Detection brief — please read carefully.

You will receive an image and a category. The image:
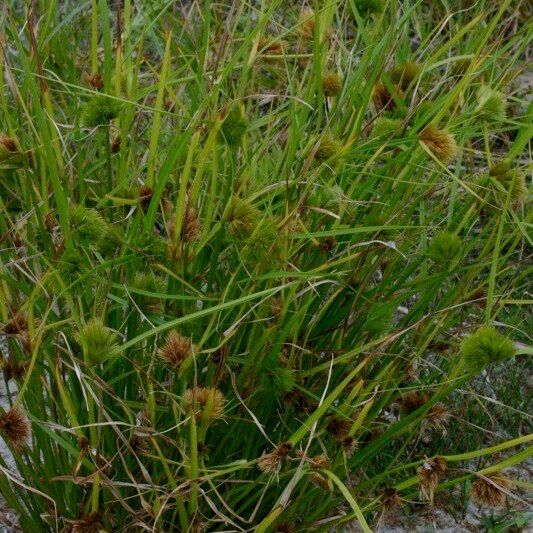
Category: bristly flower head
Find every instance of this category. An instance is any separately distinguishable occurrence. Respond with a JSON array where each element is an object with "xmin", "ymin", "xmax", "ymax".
[
  {"xmin": 418, "ymin": 456, "xmax": 447, "ymax": 504},
  {"xmin": 81, "ymin": 95, "xmax": 122, "ymax": 128},
  {"xmin": 225, "ymin": 196, "xmax": 260, "ymax": 239},
  {"xmin": 314, "ymin": 133, "xmax": 343, "ymax": 162},
  {"xmin": 76, "ymin": 318, "xmax": 118, "ymax": 366},
  {"xmin": 370, "ymin": 117, "xmax": 403, "ymax": 140},
  {"xmin": 56, "ymin": 249, "xmax": 91, "ymax": 286},
  {"xmin": 322, "ymin": 72, "xmax": 342, "ymax": 97},
  {"xmin": 424, "ymin": 402, "xmax": 451, "ymax": 434},
  {"xmin": 461, "ymin": 325, "xmax": 515, "ymax": 373},
  {"xmin": 426, "ymin": 230, "xmax": 462, "ymax": 268},
  {"xmin": 70, "ymin": 512, "xmax": 104, "ymax": 533},
  {"xmin": 470, "ymin": 472, "xmax": 511, "ymax": 508},
  {"xmin": 372, "ymin": 83, "xmax": 396, "ymax": 112},
  {"xmin": 258, "ymin": 442, "xmax": 292, "ymax": 474},
  {"xmin": 69, "ymin": 205, "xmax": 109, "ymax": 246},
  {"xmin": 390, "ymin": 60, "xmax": 420, "ymax": 91},
  {"xmin": 488, "ymin": 161, "xmax": 527, "ymax": 205},
  {"xmin": 475, "ymin": 85, "xmax": 506, "ymax": 122},
  {"xmin": 0, "ymin": 135, "xmax": 19, "ymax": 163},
  {"xmin": 220, "ymin": 105, "xmax": 247, "ymax": 146},
  {"xmin": 298, "ymin": 8, "xmax": 316, "ymax": 40},
  {"xmin": 159, "ymin": 331, "xmax": 196, "ymax": 368},
  {"xmin": 184, "ymin": 387, "xmax": 225, "ymax": 420},
  {"xmin": 419, "ymin": 125, "xmax": 458, "ymax": 163},
  {"xmin": 130, "ymin": 272, "xmax": 166, "ymax": 313},
  {"xmin": 0, "ymin": 406, "xmax": 30, "ymax": 451}
]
